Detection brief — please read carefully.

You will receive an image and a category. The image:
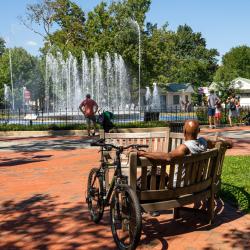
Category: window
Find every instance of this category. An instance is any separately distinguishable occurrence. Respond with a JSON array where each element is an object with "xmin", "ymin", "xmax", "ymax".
[
  {"xmin": 160, "ymin": 95, "xmax": 166, "ymax": 109},
  {"xmin": 173, "ymin": 95, "xmax": 180, "ymax": 105}
]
